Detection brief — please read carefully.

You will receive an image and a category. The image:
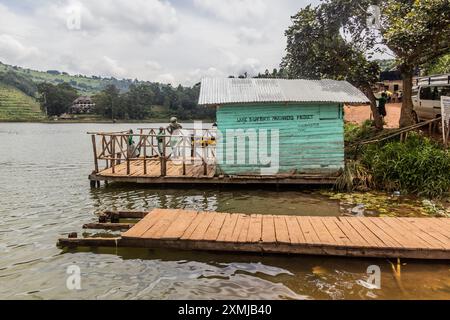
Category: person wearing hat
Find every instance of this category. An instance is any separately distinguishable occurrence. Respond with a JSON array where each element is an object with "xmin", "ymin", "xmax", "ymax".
[
  {"xmin": 167, "ymin": 117, "xmax": 183, "ymax": 134},
  {"xmin": 166, "ymin": 117, "xmax": 183, "ymax": 158}
]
